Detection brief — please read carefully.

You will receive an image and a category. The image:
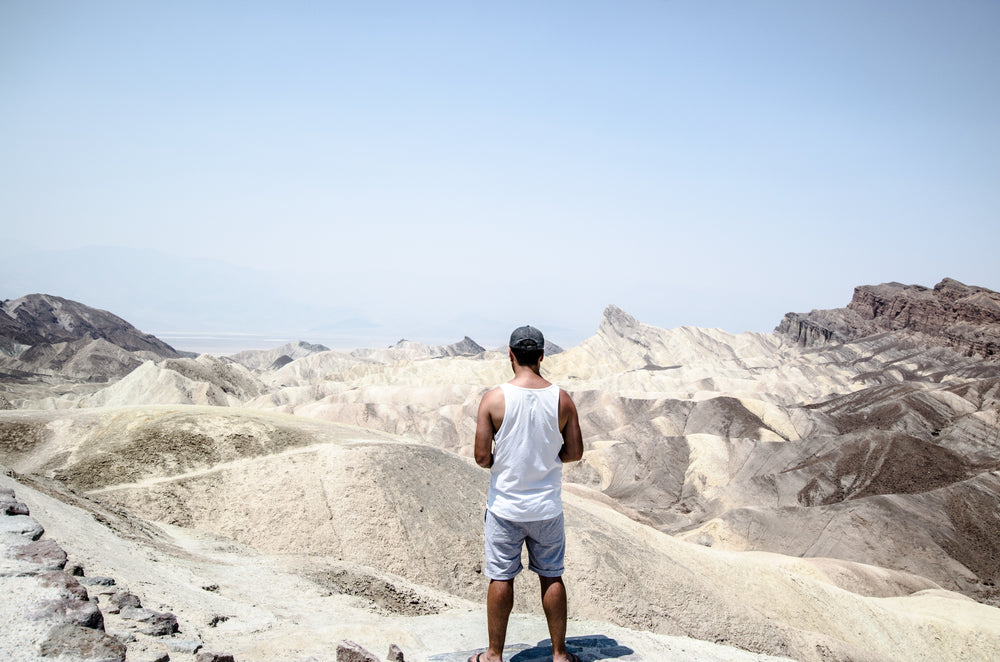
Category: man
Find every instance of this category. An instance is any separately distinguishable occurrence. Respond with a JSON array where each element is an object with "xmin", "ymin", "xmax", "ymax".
[{"xmin": 471, "ymin": 325, "xmax": 584, "ymax": 662}]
